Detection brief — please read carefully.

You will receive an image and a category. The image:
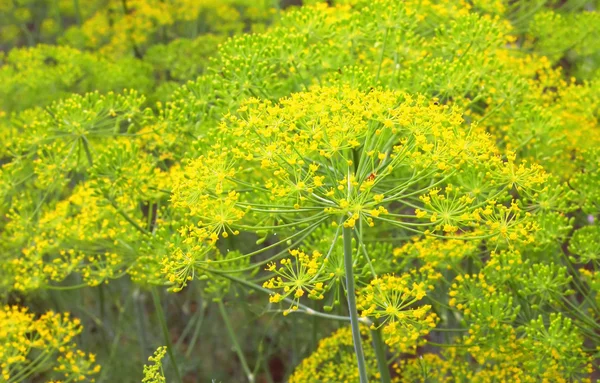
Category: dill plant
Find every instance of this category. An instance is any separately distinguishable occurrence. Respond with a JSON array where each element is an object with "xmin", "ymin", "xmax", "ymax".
[
  {"xmin": 0, "ymin": 305, "xmax": 100, "ymax": 382},
  {"xmin": 168, "ymin": 85, "xmax": 547, "ymax": 381},
  {"xmin": 0, "ymin": 0, "xmax": 599, "ymax": 382}
]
